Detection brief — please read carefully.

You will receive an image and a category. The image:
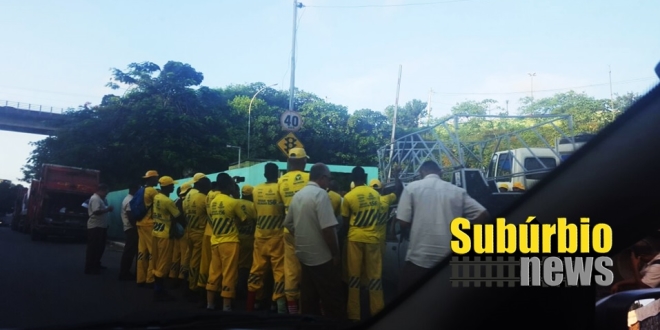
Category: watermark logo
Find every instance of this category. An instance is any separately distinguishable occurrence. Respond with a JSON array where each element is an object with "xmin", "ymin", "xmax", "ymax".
[{"xmin": 449, "ymin": 217, "xmax": 614, "ymax": 287}]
